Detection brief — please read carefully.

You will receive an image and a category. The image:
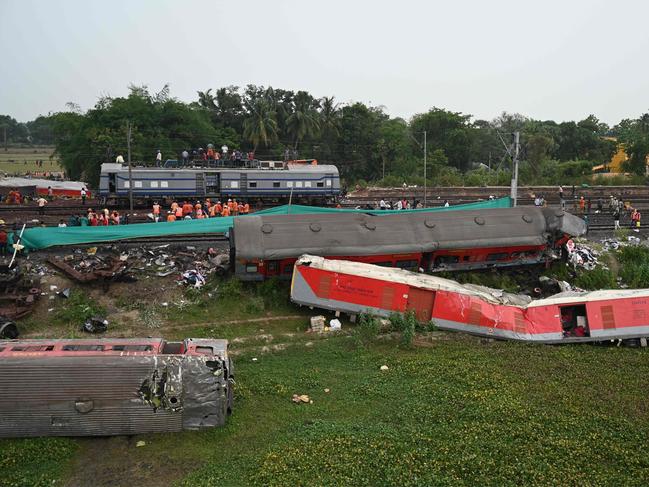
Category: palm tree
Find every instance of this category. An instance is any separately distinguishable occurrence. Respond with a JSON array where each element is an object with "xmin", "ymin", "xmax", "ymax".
[
  {"xmin": 286, "ymin": 91, "xmax": 320, "ymax": 149},
  {"xmin": 243, "ymin": 99, "xmax": 279, "ymax": 150},
  {"xmin": 319, "ymin": 96, "xmax": 341, "ymax": 139},
  {"xmin": 197, "ymin": 89, "xmax": 216, "ymax": 110}
]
